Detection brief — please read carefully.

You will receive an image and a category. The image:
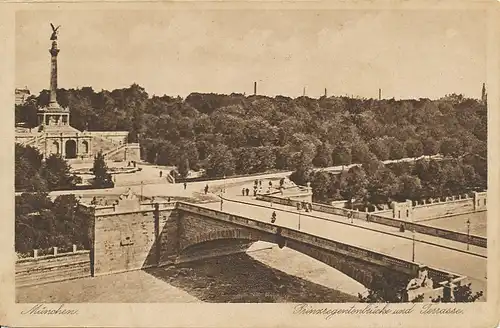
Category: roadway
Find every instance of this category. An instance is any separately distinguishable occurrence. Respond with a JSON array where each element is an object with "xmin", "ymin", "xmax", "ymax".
[{"xmin": 198, "ymin": 198, "xmax": 487, "ymax": 295}]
